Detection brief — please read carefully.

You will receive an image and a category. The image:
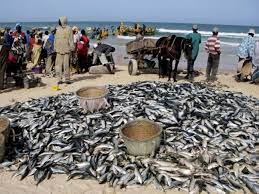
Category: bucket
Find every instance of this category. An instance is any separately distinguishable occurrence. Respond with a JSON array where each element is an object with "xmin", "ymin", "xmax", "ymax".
[
  {"xmin": 0, "ymin": 117, "xmax": 10, "ymax": 162},
  {"xmin": 120, "ymin": 119, "xmax": 162, "ymax": 156},
  {"xmin": 75, "ymin": 86, "xmax": 110, "ymax": 113}
]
